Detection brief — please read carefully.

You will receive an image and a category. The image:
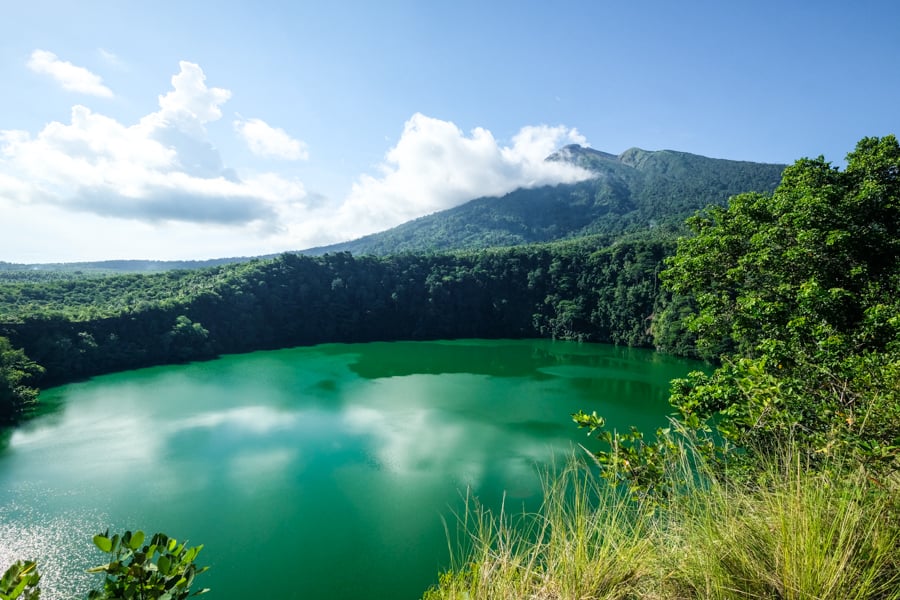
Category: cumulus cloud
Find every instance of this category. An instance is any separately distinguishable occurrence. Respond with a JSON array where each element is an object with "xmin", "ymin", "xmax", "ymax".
[
  {"xmin": 27, "ymin": 49, "xmax": 113, "ymax": 97},
  {"xmin": 0, "ymin": 61, "xmax": 306, "ymax": 229},
  {"xmin": 235, "ymin": 117, "xmax": 309, "ymax": 160},
  {"xmin": 335, "ymin": 113, "xmax": 592, "ymax": 237},
  {"xmin": 148, "ymin": 61, "xmax": 232, "ymax": 133}
]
